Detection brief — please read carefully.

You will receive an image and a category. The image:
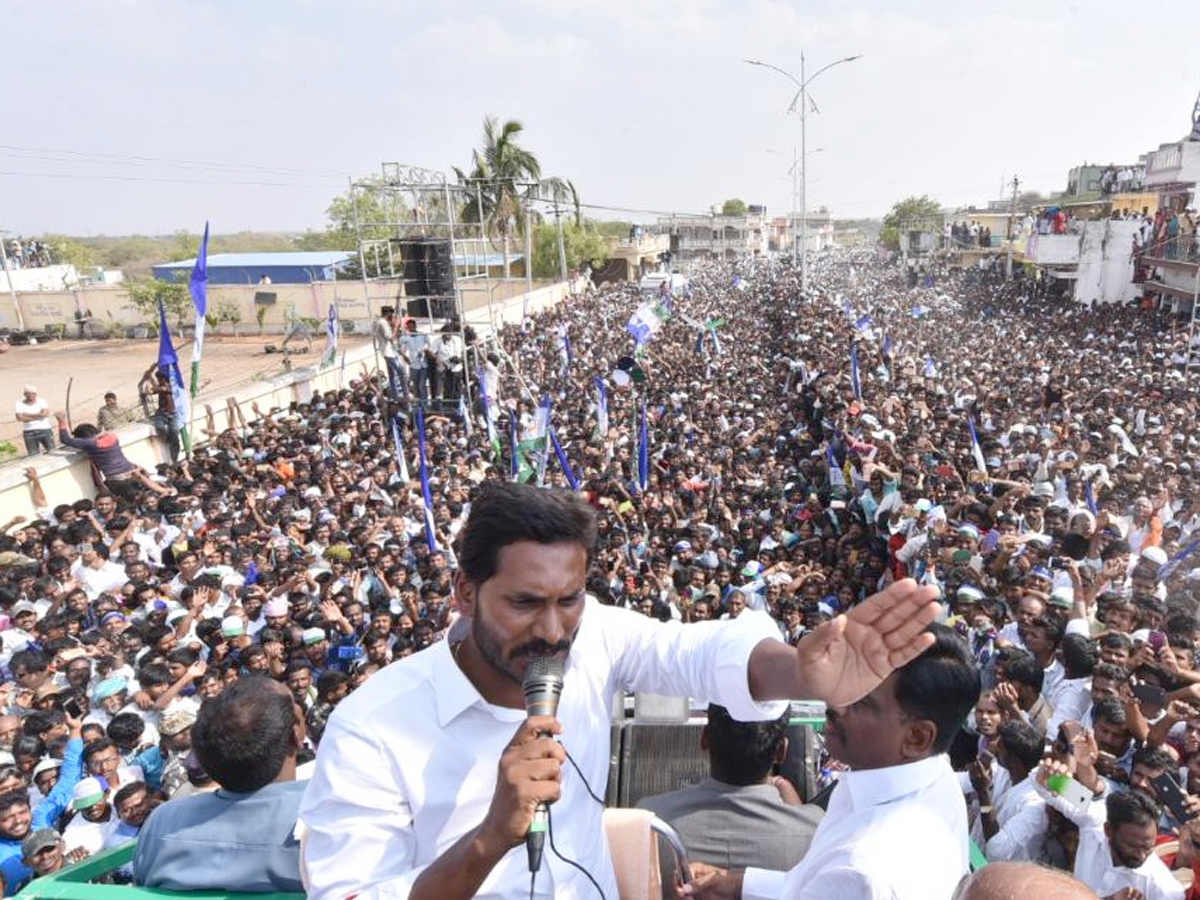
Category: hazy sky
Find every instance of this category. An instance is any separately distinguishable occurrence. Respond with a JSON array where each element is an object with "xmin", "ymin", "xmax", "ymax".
[{"xmin": 4, "ymin": 0, "xmax": 1199, "ymax": 235}]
